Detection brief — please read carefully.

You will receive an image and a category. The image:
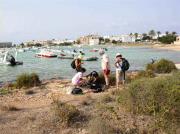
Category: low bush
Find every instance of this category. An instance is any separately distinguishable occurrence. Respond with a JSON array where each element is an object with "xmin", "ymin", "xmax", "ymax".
[
  {"xmin": 15, "ymin": 73, "xmax": 41, "ymax": 89},
  {"xmin": 0, "ymin": 88, "xmax": 11, "ymax": 95},
  {"xmin": 146, "ymin": 59, "xmax": 177, "ymax": 73},
  {"xmin": 52, "ymin": 100, "xmax": 80, "ymax": 127},
  {"xmin": 118, "ymin": 71, "xmax": 180, "ymax": 133},
  {"xmin": 135, "ymin": 70, "xmax": 155, "ymax": 79}
]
